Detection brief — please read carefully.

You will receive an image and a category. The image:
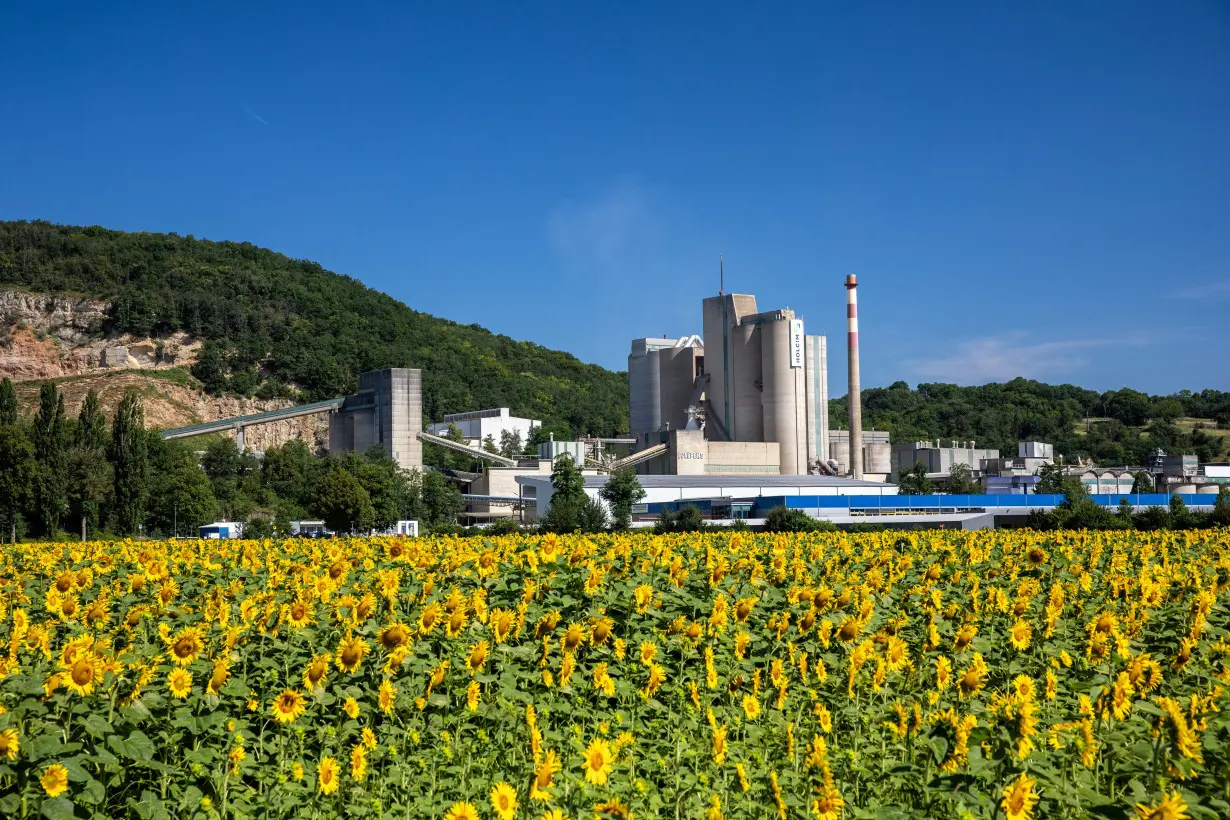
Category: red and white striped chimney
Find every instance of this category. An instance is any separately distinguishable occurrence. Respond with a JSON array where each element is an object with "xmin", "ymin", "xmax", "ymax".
[{"xmin": 845, "ymin": 274, "xmax": 863, "ymax": 480}]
